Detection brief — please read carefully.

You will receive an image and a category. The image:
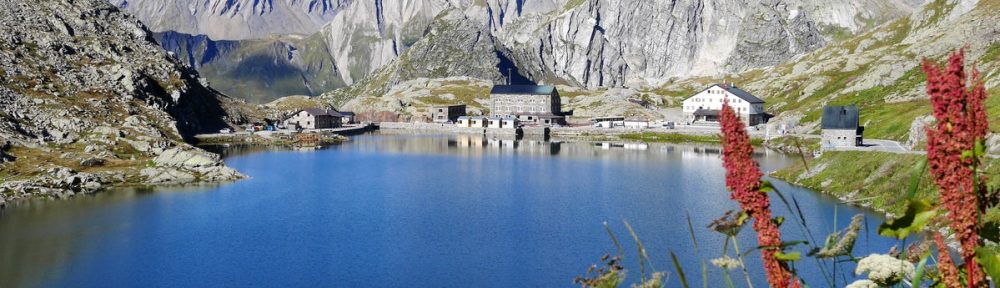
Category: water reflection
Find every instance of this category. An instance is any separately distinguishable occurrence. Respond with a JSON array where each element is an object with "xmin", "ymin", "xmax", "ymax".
[{"xmin": 0, "ymin": 133, "xmax": 896, "ymax": 288}]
